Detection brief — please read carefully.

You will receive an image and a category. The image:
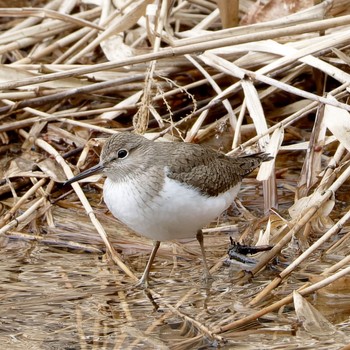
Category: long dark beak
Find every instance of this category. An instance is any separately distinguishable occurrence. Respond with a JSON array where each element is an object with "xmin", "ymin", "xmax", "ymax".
[{"xmin": 64, "ymin": 163, "xmax": 104, "ymax": 186}]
